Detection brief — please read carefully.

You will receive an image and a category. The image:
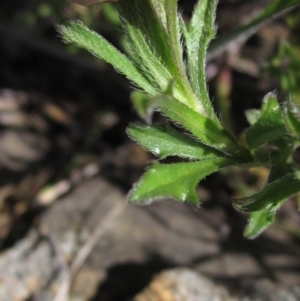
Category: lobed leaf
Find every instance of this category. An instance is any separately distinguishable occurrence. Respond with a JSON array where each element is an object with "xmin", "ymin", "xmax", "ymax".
[
  {"xmin": 244, "ymin": 211, "xmax": 275, "ymax": 239},
  {"xmin": 129, "ymin": 157, "xmax": 234, "ymax": 205},
  {"xmin": 127, "ymin": 123, "xmax": 224, "ymax": 160},
  {"xmin": 57, "ymin": 20, "xmax": 156, "ymax": 95},
  {"xmin": 245, "ymin": 93, "xmax": 287, "ymax": 150},
  {"xmin": 234, "ymin": 173, "xmax": 300, "ymax": 212}
]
